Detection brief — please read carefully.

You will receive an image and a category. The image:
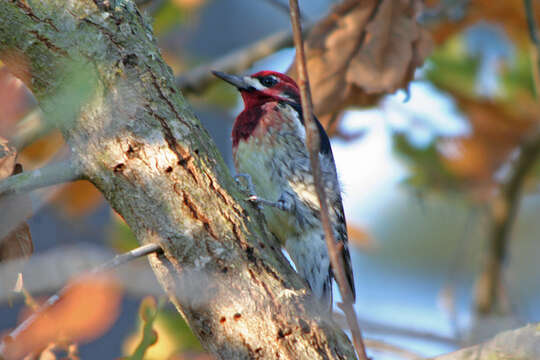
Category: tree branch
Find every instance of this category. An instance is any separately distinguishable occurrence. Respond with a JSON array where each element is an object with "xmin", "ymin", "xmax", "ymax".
[
  {"xmin": 176, "ymin": 23, "xmax": 313, "ymax": 94},
  {"xmin": 475, "ymin": 127, "xmax": 540, "ymax": 314},
  {"xmin": 92, "ymin": 243, "xmax": 162, "ymax": 272},
  {"xmin": 288, "ymin": 1, "xmax": 368, "ymax": 359},
  {"xmin": 0, "ymin": 160, "xmax": 80, "ymax": 197},
  {"xmin": 0, "ymin": 1, "xmax": 356, "ymax": 358},
  {"xmin": 474, "ymin": 1, "xmax": 540, "ymax": 315},
  {"xmin": 260, "ymin": 0, "xmax": 307, "ymax": 20}
]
